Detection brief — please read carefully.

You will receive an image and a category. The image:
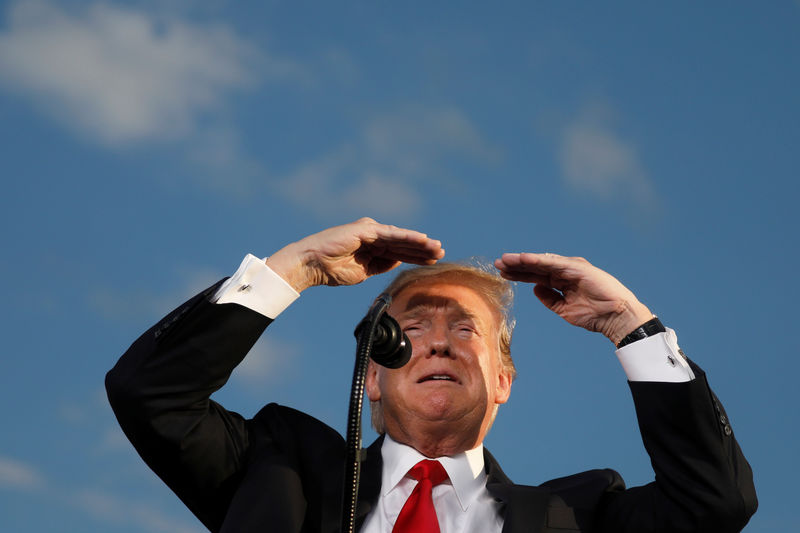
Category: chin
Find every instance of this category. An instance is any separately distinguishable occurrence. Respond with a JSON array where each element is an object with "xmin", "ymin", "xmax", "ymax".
[{"xmin": 415, "ymin": 399, "xmax": 469, "ymax": 424}]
